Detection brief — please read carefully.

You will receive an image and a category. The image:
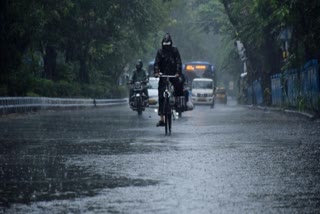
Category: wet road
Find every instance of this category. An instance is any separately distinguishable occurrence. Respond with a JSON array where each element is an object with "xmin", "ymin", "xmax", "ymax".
[{"xmin": 1, "ymin": 100, "xmax": 320, "ymax": 213}]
